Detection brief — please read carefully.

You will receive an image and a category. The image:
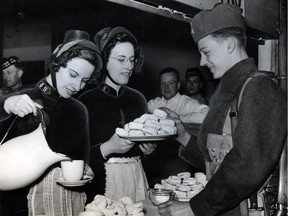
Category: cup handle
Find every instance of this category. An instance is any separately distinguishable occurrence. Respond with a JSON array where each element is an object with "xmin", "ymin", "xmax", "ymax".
[
  {"xmin": 171, "ymin": 191, "xmax": 178, "ymax": 201},
  {"xmin": 147, "ymin": 188, "xmax": 152, "ymax": 198}
]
